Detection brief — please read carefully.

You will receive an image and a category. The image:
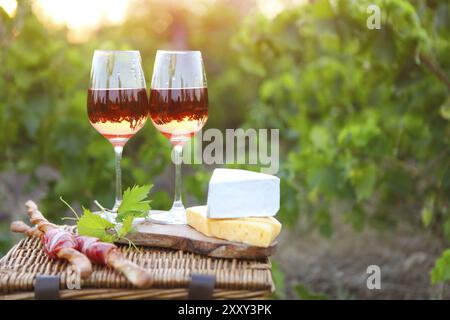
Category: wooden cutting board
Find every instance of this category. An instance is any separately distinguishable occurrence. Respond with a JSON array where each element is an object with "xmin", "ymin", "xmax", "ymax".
[{"xmin": 117, "ymin": 212, "xmax": 277, "ymax": 259}]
